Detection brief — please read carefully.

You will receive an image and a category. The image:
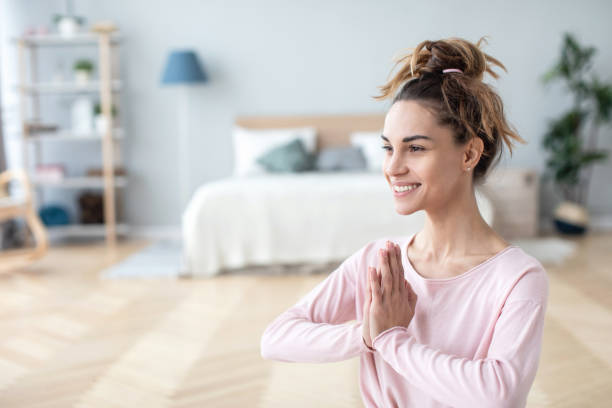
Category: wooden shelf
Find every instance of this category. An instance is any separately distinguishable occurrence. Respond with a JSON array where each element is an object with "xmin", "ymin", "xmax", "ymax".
[
  {"xmin": 31, "ymin": 176, "xmax": 127, "ymax": 188},
  {"xmin": 26, "ymin": 128, "xmax": 124, "ymax": 142},
  {"xmin": 47, "ymin": 223, "xmax": 129, "ymax": 239},
  {"xmin": 16, "ymin": 27, "xmax": 123, "ymax": 248},
  {"xmin": 18, "ymin": 80, "xmax": 122, "ymax": 94},
  {"xmin": 13, "ymin": 32, "xmax": 122, "ymax": 47}
]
